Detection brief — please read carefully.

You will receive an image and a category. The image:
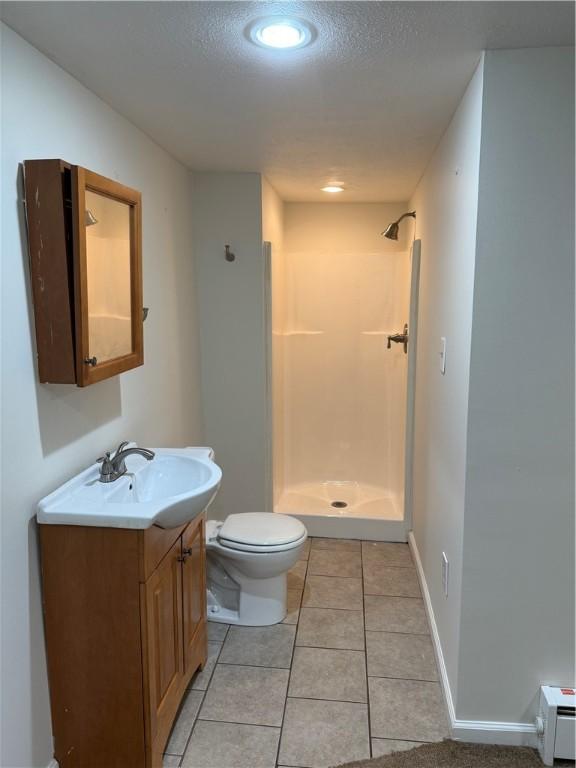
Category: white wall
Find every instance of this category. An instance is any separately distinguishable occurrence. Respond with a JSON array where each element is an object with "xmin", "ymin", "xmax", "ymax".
[
  {"xmin": 280, "ymin": 204, "xmax": 411, "ymax": 499},
  {"xmin": 409, "ymin": 47, "xmax": 575, "ymax": 731},
  {"xmin": 262, "ymin": 179, "xmax": 285, "ymax": 507},
  {"xmin": 457, "ymin": 47, "xmax": 575, "ymax": 724},
  {"xmin": 191, "ymin": 172, "xmax": 269, "ymax": 519},
  {"xmin": 1, "ymin": 25, "xmax": 203, "ymax": 768},
  {"xmin": 407, "ymin": 60, "xmax": 484, "ymax": 708}
]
